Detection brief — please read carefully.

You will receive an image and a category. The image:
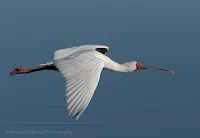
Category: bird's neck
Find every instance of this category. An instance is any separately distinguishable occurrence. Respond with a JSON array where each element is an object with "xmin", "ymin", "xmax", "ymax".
[{"xmin": 104, "ymin": 60, "xmax": 132, "ymax": 72}]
